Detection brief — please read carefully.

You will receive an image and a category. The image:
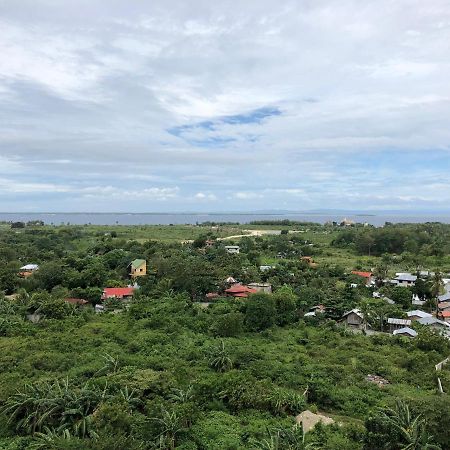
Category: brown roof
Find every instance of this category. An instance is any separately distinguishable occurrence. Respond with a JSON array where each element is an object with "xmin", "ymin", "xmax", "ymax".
[{"xmin": 64, "ymin": 298, "xmax": 88, "ymax": 305}]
